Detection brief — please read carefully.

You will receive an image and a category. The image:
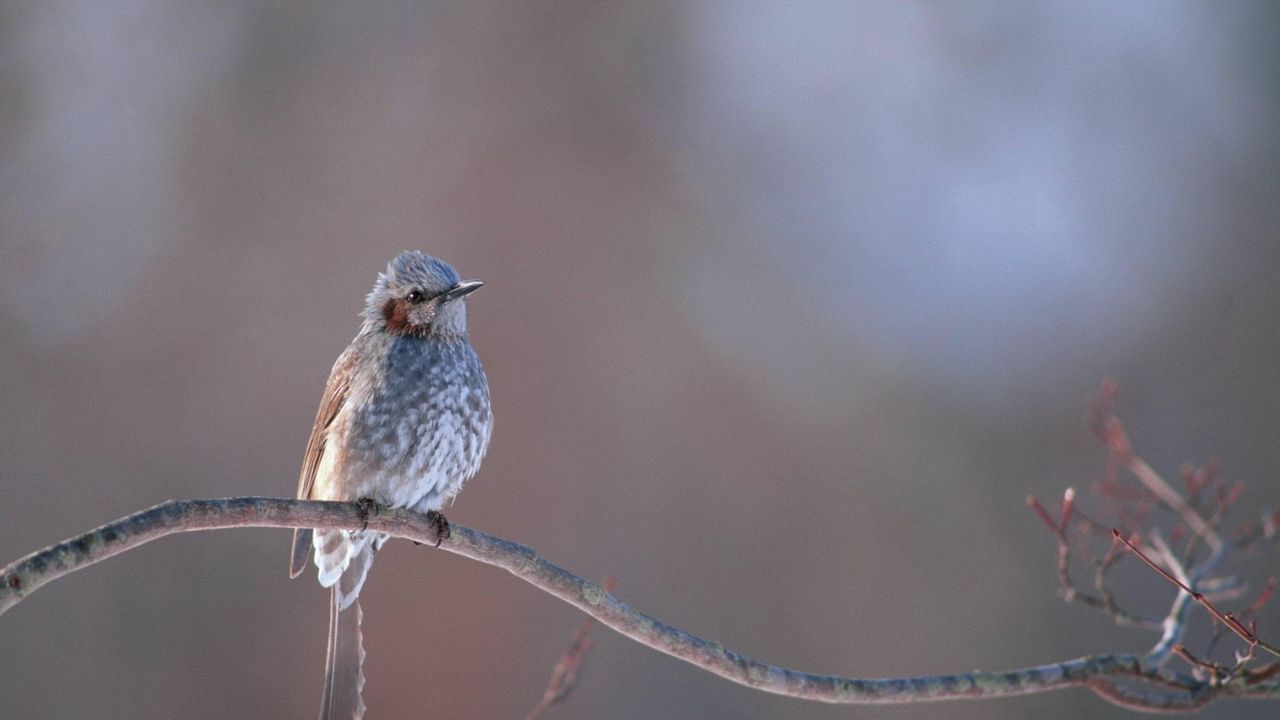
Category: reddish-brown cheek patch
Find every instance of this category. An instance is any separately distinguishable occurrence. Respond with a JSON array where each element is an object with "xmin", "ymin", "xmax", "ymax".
[
  {"xmin": 382, "ymin": 298, "xmax": 432, "ymax": 335},
  {"xmin": 382, "ymin": 298, "xmax": 413, "ymax": 335}
]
